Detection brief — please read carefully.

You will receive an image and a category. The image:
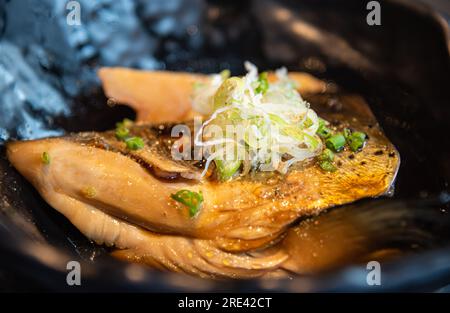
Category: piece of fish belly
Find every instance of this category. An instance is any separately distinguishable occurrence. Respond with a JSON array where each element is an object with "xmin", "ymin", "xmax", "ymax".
[
  {"xmin": 7, "ymin": 66, "xmax": 400, "ymax": 276},
  {"xmin": 19, "ymin": 177, "xmax": 287, "ymax": 279},
  {"xmin": 6, "ymin": 138, "xmax": 200, "ymax": 235},
  {"xmin": 6, "ymin": 92, "xmax": 399, "ymax": 252}
]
